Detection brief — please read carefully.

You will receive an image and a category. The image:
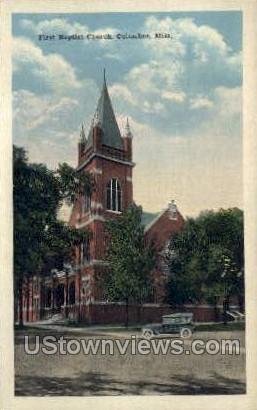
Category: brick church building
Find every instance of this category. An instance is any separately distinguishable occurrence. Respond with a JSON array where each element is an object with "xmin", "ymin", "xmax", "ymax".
[{"xmin": 20, "ymin": 74, "xmax": 190, "ymax": 324}]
